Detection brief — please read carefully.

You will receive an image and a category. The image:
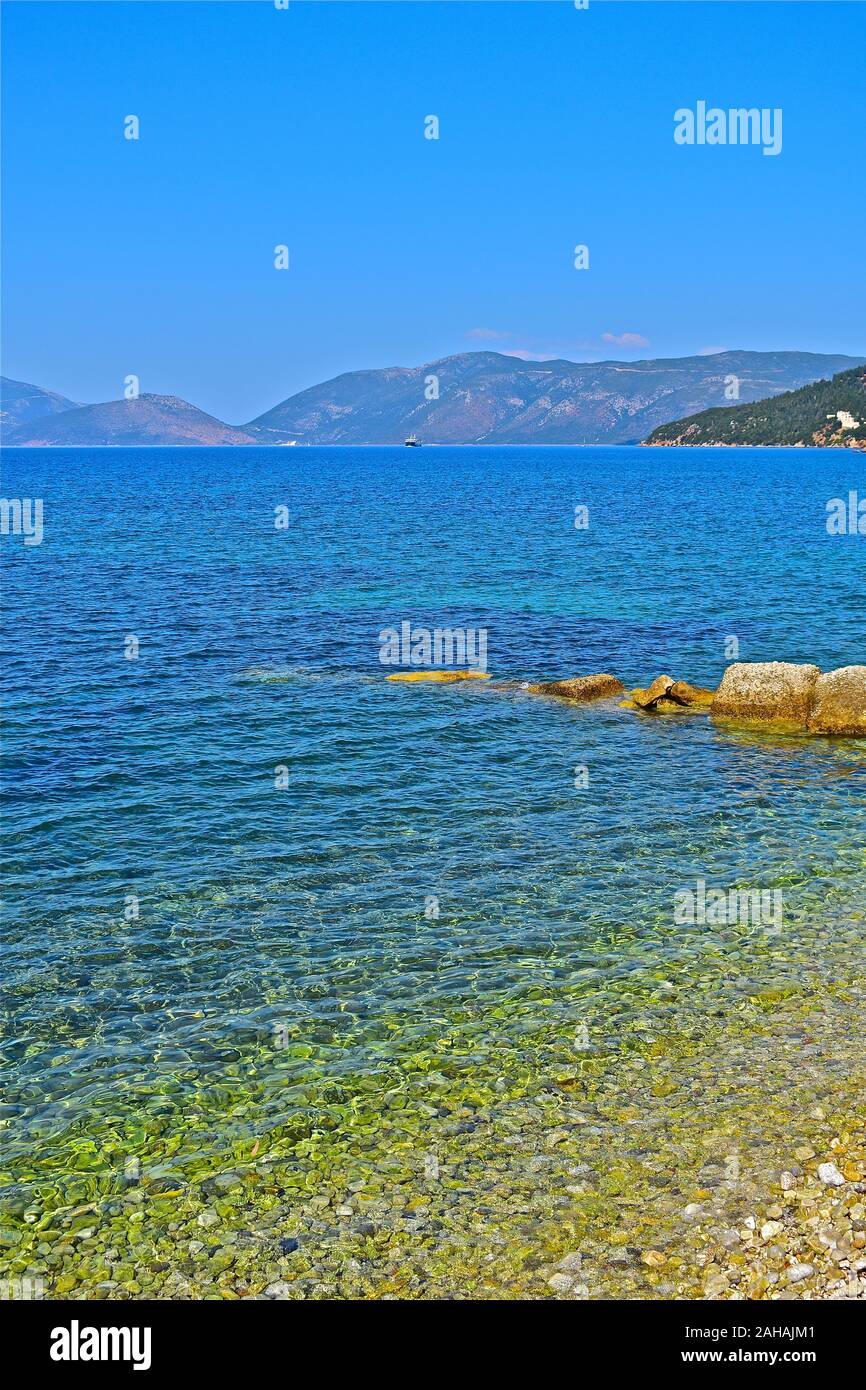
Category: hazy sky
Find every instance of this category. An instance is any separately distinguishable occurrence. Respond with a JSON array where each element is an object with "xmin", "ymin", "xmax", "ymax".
[{"xmin": 2, "ymin": 0, "xmax": 864, "ymax": 422}]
